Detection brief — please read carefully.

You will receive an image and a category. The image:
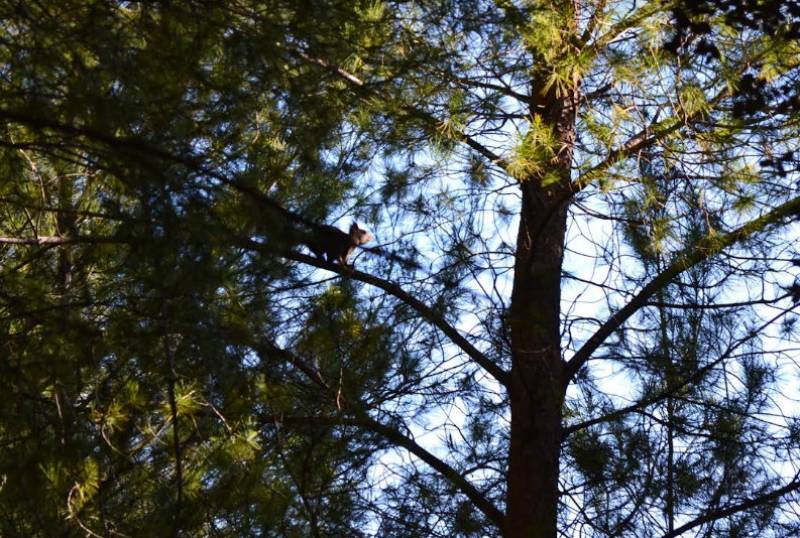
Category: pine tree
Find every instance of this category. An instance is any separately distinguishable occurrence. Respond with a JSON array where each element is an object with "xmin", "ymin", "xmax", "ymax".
[{"xmin": 1, "ymin": 1, "xmax": 800, "ymax": 537}]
